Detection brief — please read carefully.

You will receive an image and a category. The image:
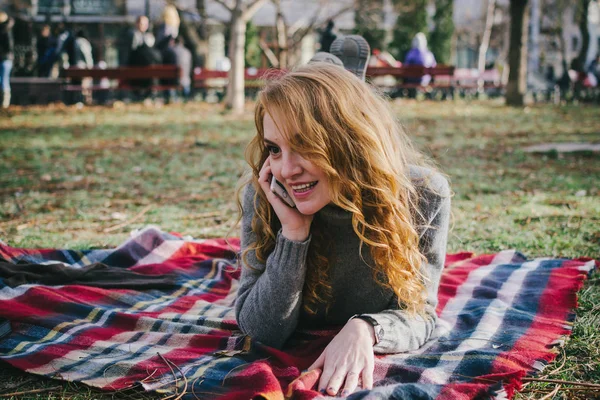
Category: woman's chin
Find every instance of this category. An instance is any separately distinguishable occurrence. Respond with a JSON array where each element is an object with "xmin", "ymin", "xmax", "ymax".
[{"xmin": 295, "ymin": 203, "xmax": 320, "ymax": 216}]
